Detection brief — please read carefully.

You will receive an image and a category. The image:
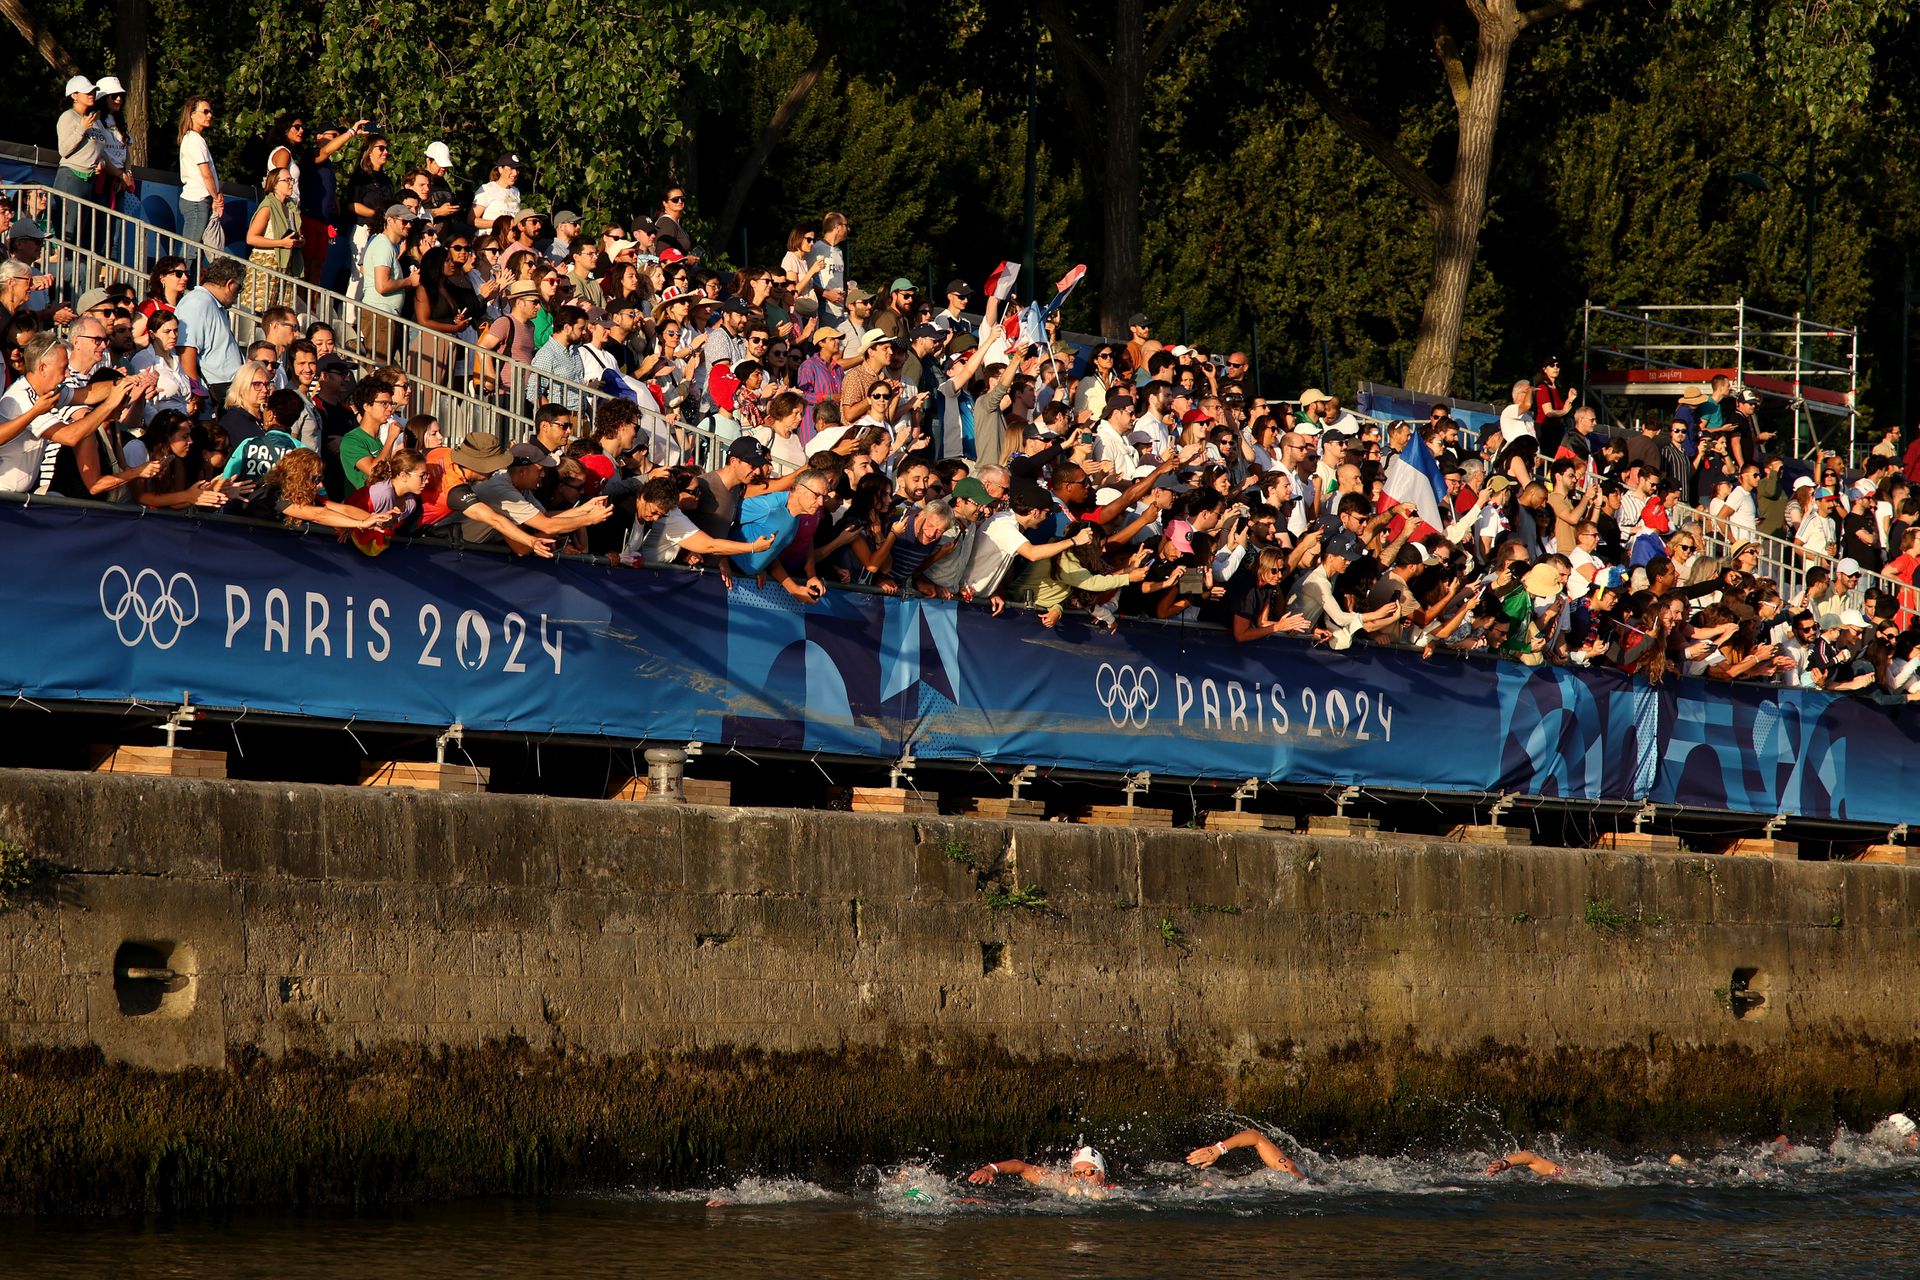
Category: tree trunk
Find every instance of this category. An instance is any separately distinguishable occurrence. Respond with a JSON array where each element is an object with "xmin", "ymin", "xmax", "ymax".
[
  {"xmin": 0, "ymin": 0, "xmax": 81, "ymax": 78},
  {"xmin": 712, "ymin": 44, "xmax": 831, "ymax": 259},
  {"xmin": 1405, "ymin": 19, "xmax": 1514, "ymax": 395},
  {"xmin": 1097, "ymin": 0, "xmax": 1145, "ymax": 336},
  {"xmin": 116, "ymin": 0, "xmax": 149, "ymax": 166}
]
